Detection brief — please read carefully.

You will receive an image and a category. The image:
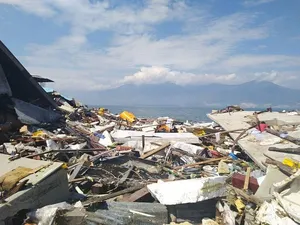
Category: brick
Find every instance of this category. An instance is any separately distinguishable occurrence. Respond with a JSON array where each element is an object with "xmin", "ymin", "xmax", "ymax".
[{"xmin": 232, "ymin": 173, "xmax": 259, "ymax": 193}]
